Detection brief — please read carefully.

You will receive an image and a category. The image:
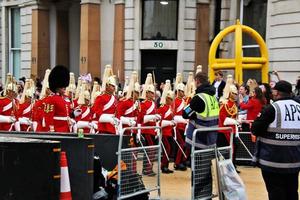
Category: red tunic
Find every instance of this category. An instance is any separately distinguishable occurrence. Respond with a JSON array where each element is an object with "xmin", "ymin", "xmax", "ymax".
[
  {"xmin": 116, "ymin": 98, "xmax": 138, "ymax": 134},
  {"xmin": 75, "ymin": 105, "xmax": 93, "ymax": 133},
  {"xmin": 218, "ymin": 100, "xmax": 238, "ymax": 142},
  {"xmin": 44, "ymin": 94, "xmax": 70, "ymax": 133},
  {"xmin": 138, "ymin": 99, "xmax": 157, "ymax": 135},
  {"xmin": 240, "ymin": 97, "xmax": 265, "ymax": 121},
  {"xmin": 0, "ymin": 97, "xmax": 18, "ymax": 131},
  {"xmin": 93, "ymin": 93, "xmax": 117, "ymax": 134},
  {"xmin": 32, "ymin": 98, "xmax": 50, "ymax": 132},
  {"xmin": 158, "ymin": 104, "xmax": 174, "ymax": 137},
  {"xmin": 174, "ymin": 97, "xmax": 186, "ymax": 131},
  {"xmin": 18, "ymin": 101, "xmax": 32, "ymax": 131}
]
